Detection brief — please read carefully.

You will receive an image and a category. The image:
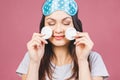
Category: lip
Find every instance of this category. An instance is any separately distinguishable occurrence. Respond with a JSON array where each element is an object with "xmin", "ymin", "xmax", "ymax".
[{"xmin": 53, "ymin": 36, "xmax": 64, "ymax": 40}]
